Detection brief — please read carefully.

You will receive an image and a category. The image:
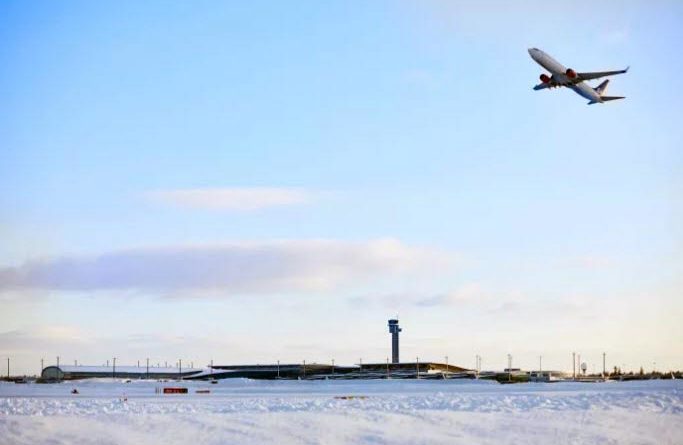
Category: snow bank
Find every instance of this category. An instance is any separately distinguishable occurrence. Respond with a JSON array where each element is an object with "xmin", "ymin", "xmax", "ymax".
[{"xmin": 1, "ymin": 380, "xmax": 681, "ymax": 444}]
